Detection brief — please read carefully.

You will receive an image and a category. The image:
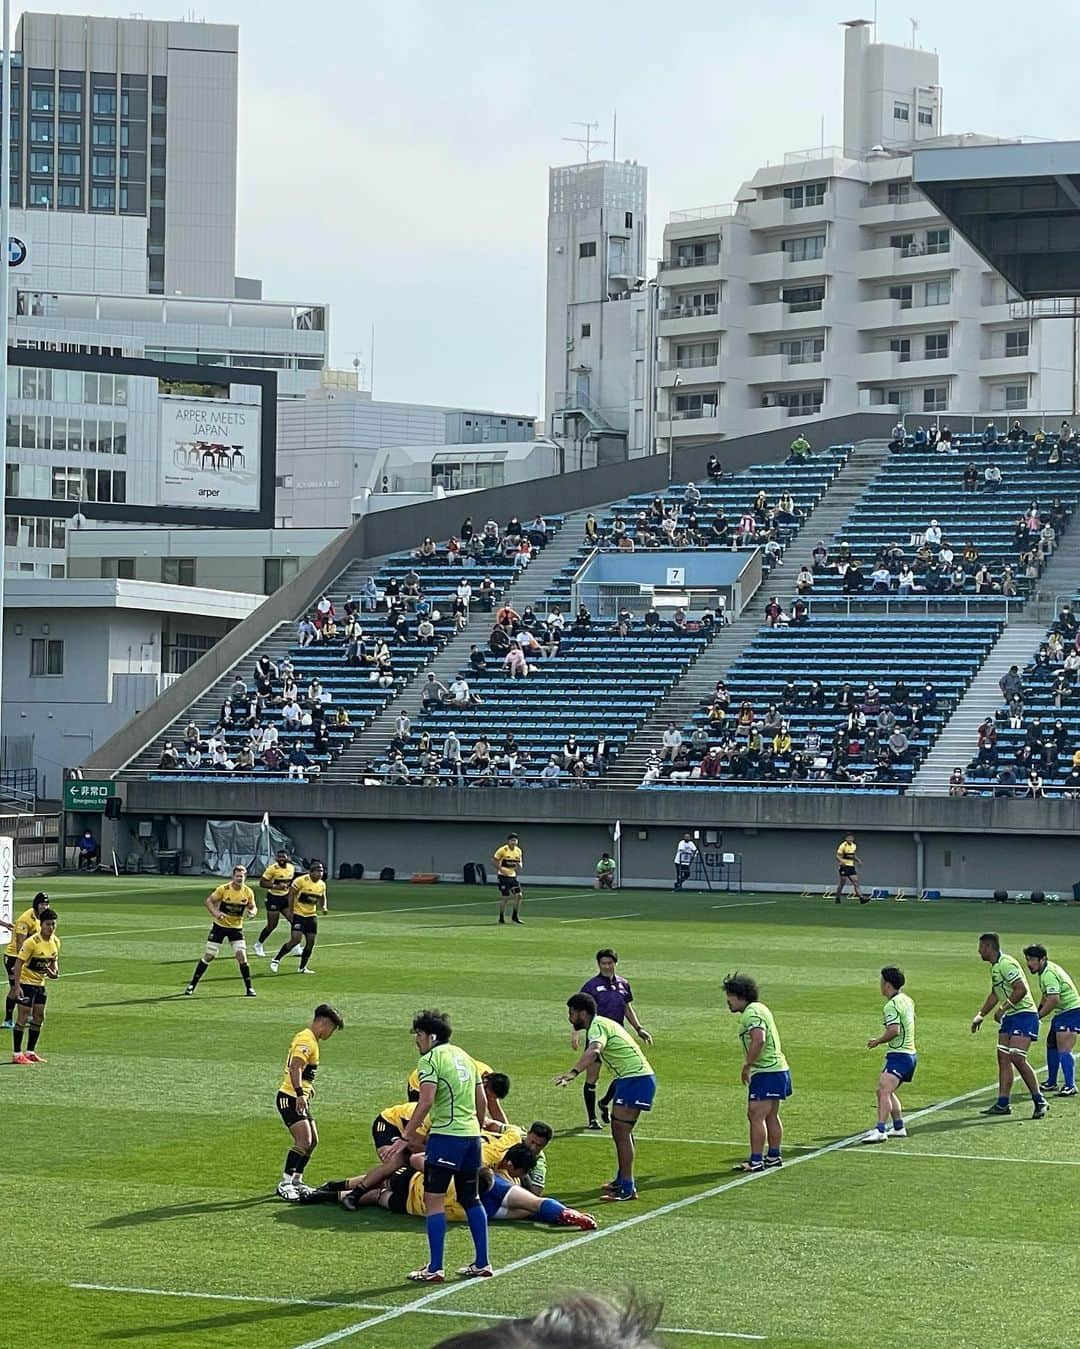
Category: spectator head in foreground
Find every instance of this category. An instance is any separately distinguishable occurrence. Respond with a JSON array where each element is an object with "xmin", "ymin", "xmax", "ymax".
[{"xmin": 433, "ymin": 1291, "xmax": 663, "ymax": 1347}]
